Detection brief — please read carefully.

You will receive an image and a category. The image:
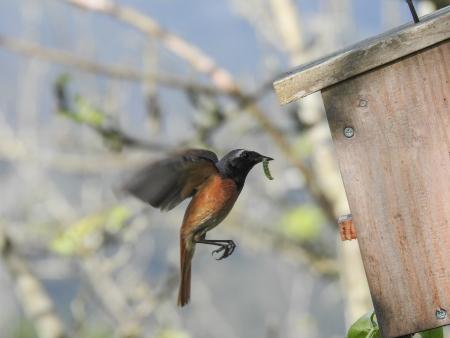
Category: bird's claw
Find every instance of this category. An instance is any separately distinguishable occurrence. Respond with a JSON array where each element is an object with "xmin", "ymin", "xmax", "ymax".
[
  {"xmin": 211, "ymin": 241, "xmax": 236, "ymax": 260},
  {"xmin": 227, "ymin": 241, "xmax": 236, "ymax": 256},
  {"xmin": 211, "ymin": 246, "xmax": 226, "ymax": 260}
]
